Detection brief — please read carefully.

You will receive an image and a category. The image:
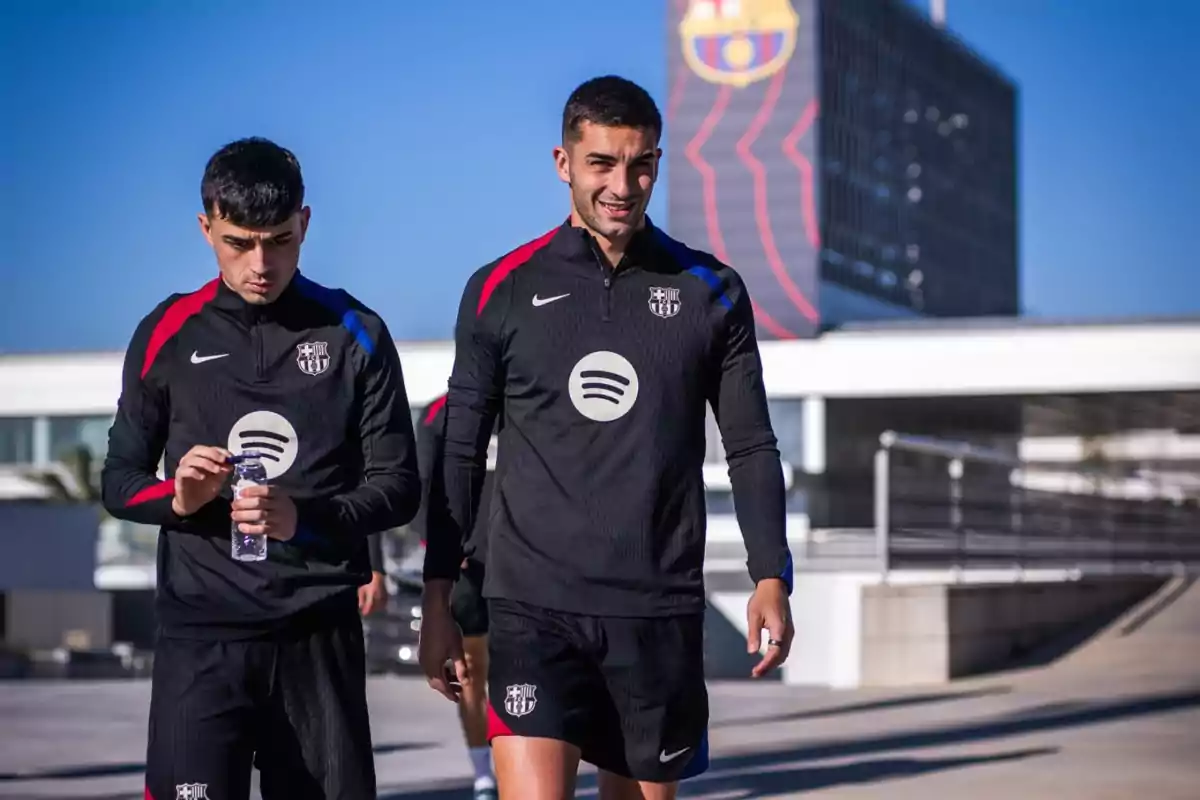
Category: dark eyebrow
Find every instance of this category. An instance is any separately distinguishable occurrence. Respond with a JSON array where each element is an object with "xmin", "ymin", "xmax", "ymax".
[
  {"xmin": 223, "ymin": 231, "xmax": 292, "ymax": 247},
  {"xmin": 585, "ymin": 151, "xmax": 656, "ymax": 162}
]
